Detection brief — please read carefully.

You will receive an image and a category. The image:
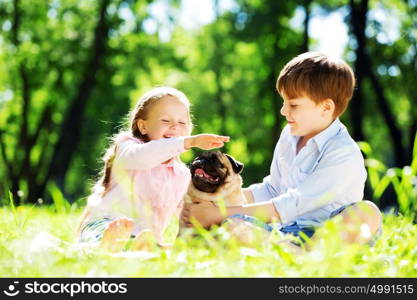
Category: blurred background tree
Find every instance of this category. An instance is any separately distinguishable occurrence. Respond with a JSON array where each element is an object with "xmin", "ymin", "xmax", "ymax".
[{"xmin": 0, "ymin": 0, "xmax": 416, "ymax": 213}]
